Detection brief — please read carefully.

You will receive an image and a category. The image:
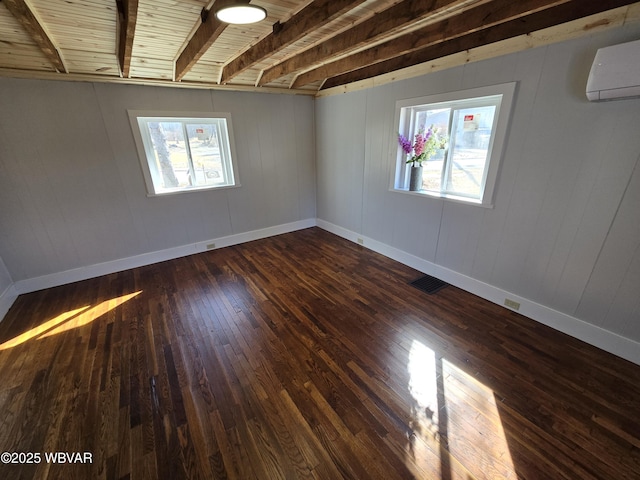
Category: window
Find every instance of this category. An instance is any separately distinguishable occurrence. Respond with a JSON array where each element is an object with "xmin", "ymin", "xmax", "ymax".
[
  {"xmin": 129, "ymin": 111, "xmax": 239, "ymax": 196},
  {"xmin": 392, "ymin": 83, "xmax": 516, "ymax": 206}
]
